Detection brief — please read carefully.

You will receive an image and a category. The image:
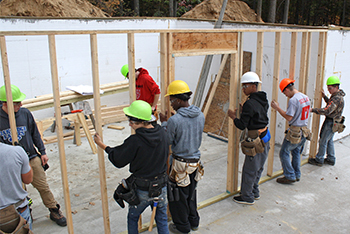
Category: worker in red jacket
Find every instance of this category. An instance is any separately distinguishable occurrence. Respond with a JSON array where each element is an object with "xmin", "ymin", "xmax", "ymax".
[{"xmin": 121, "ymin": 64, "xmax": 160, "ymax": 117}]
